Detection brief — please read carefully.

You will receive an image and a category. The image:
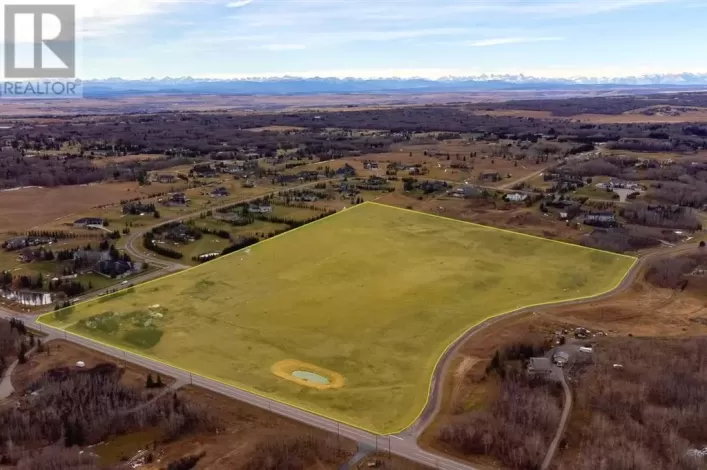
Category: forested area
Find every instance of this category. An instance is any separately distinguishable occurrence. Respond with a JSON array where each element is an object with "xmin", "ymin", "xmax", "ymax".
[
  {"xmin": 3, "ymin": 96, "xmax": 707, "ymax": 189},
  {"xmin": 478, "ymin": 91, "xmax": 707, "ymax": 116},
  {"xmin": 0, "ymin": 362, "xmax": 218, "ymax": 468},
  {"xmin": 557, "ymin": 337, "xmax": 707, "ymax": 470},
  {"xmin": 439, "ymin": 341, "xmax": 559, "ymax": 470}
]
